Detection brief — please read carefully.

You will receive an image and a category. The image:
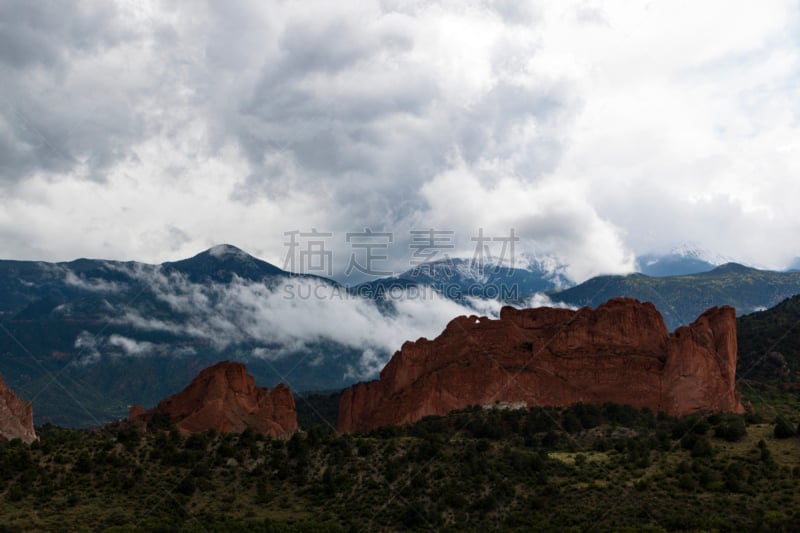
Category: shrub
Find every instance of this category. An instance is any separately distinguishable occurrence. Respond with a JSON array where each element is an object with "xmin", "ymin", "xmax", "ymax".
[
  {"xmin": 678, "ymin": 473, "xmax": 697, "ymax": 491},
  {"xmin": 774, "ymin": 418, "xmax": 796, "ymax": 439},
  {"xmin": 758, "ymin": 439, "xmax": 772, "ymax": 462},
  {"xmin": 74, "ymin": 451, "xmax": 93, "ymax": 474},
  {"xmin": 680, "ymin": 433, "xmax": 698, "ymax": 450},
  {"xmin": 690, "ymin": 437, "xmax": 713, "ymax": 458},
  {"xmin": 714, "ymin": 416, "xmax": 747, "ymax": 442},
  {"xmin": 175, "ymin": 475, "xmax": 196, "ymax": 496},
  {"xmin": 148, "ymin": 412, "xmax": 172, "ymax": 431}
]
